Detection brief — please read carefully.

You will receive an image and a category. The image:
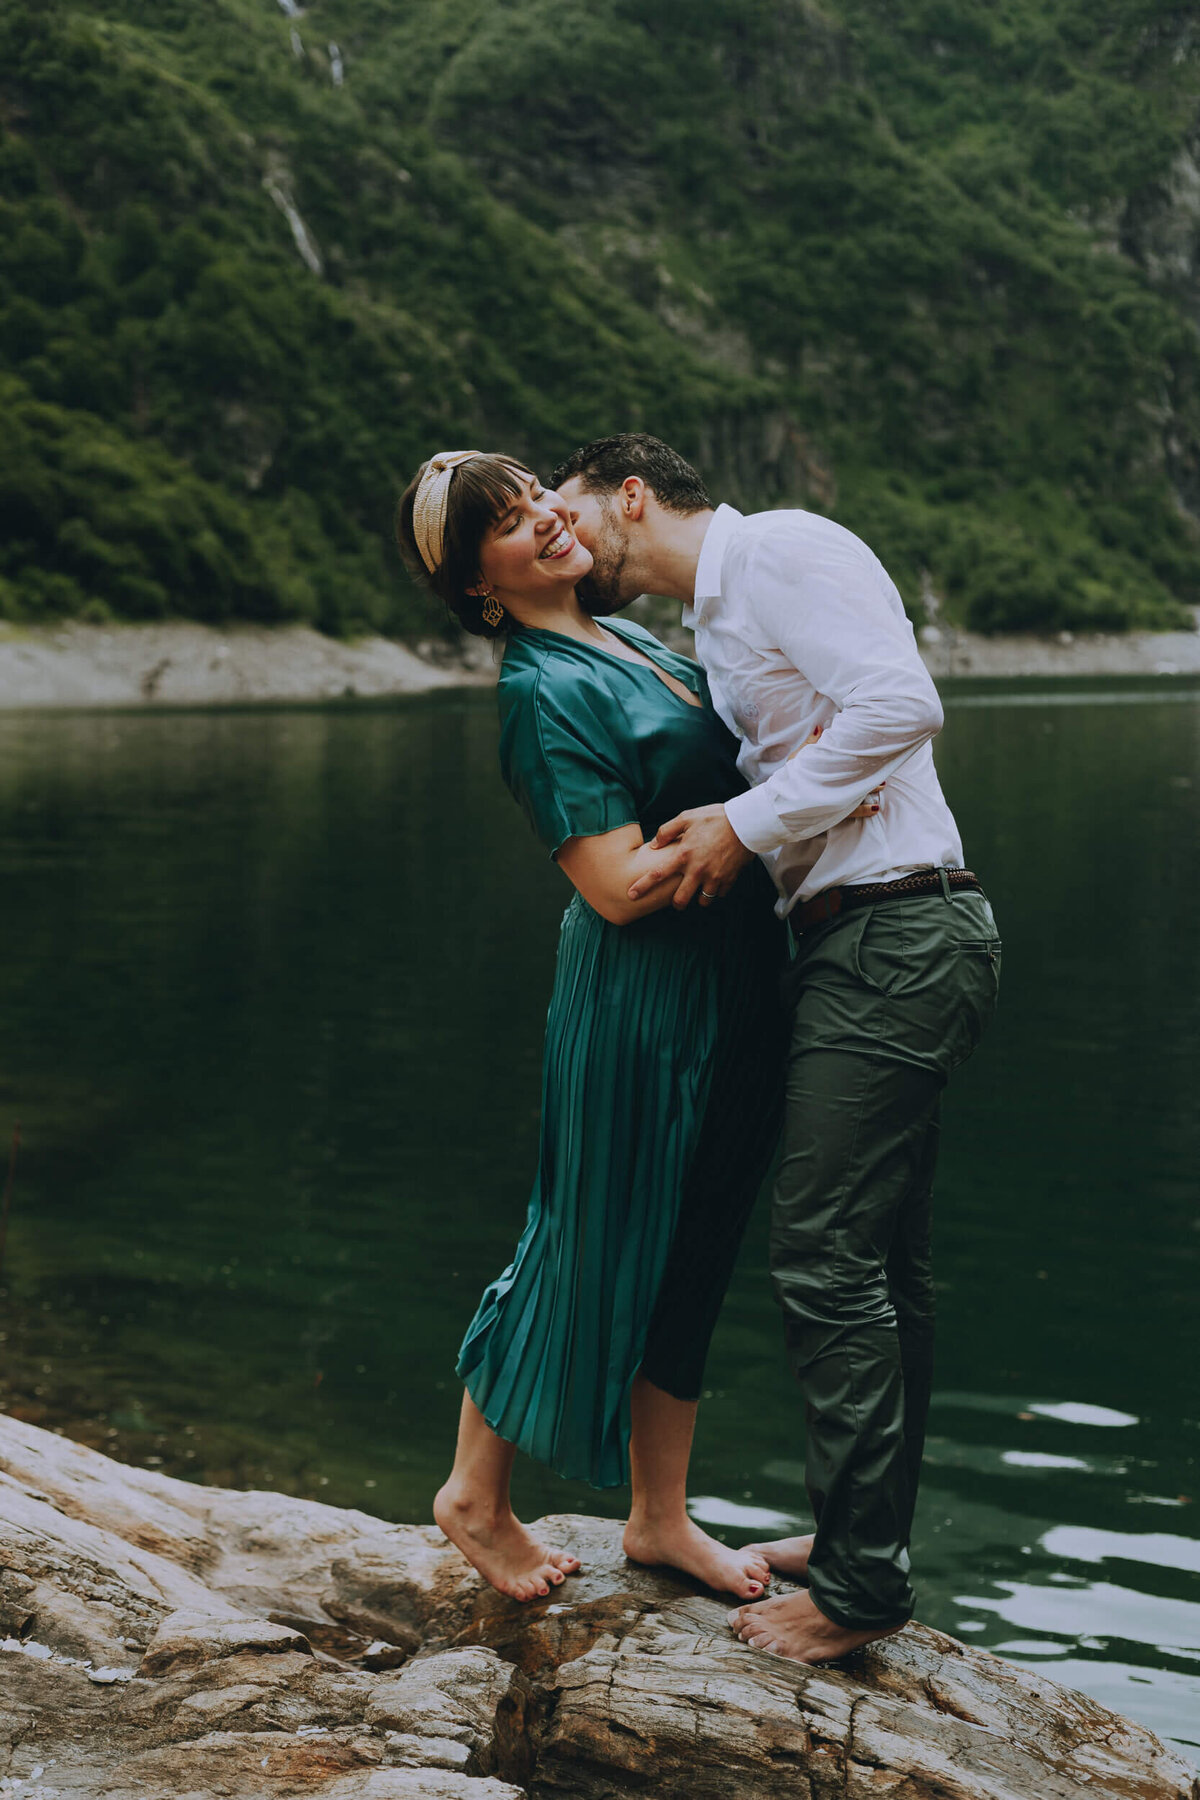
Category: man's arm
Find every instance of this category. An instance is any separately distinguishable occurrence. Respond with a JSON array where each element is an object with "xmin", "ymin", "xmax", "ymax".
[
  {"xmin": 629, "ymin": 729, "xmax": 884, "ymax": 909},
  {"xmin": 629, "ymin": 524, "xmax": 940, "ymax": 907},
  {"xmin": 723, "ymin": 529, "xmax": 942, "ymax": 854}
]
